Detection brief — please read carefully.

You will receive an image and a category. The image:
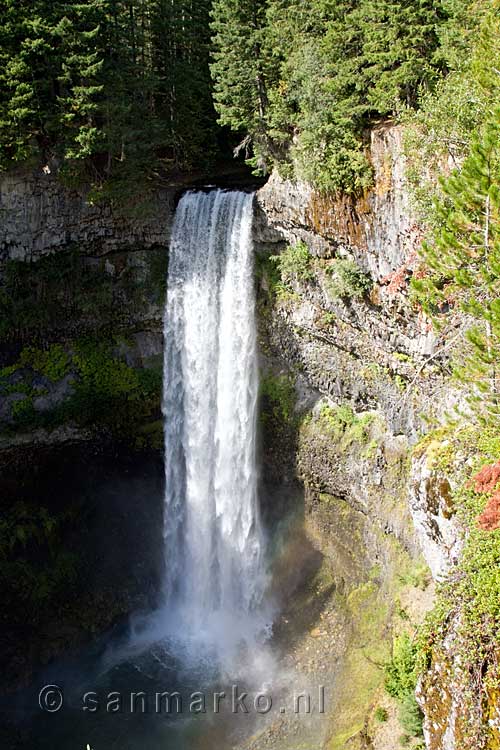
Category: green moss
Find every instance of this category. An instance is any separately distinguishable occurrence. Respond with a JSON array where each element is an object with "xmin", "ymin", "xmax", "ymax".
[
  {"xmin": 315, "ymin": 403, "xmax": 376, "ymax": 449},
  {"xmin": 363, "ymin": 438, "xmax": 379, "ymax": 460},
  {"xmin": 328, "ymin": 582, "xmax": 390, "ymax": 750},
  {"xmin": 11, "ymin": 397, "xmax": 36, "ymax": 427},
  {"xmin": 361, "ymin": 362, "xmax": 383, "ymax": 381},
  {"xmin": 319, "ymin": 311, "xmax": 336, "ymax": 327},
  {"xmin": 57, "ymin": 339, "xmax": 163, "ymax": 438},
  {"xmin": 398, "ymin": 562, "xmax": 431, "ymax": 591},
  {"xmin": 18, "ymin": 345, "xmax": 70, "ymax": 382},
  {"xmin": 416, "ymin": 424, "xmax": 500, "ymax": 745},
  {"xmin": 317, "ymin": 402, "xmax": 355, "ymax": 439},
  {"xmin": 1, "ymin": 338, "xmax": 163, "ymax": 445},
  {"xmin": 374, "ymin": 706, "xmax": 388, "ymax": 722},
  {"xmin": 394, "ymin": 374, "xmax": 407, "ymax": 392},
  {"xmin": 345, "ymin": 413, "xmax": 376, "ymax": 446},
  {"xmin": 394, "ymin": 352, "xmax": 413, "ymax": 363},
  {"xmin": 260, "ymin": 372, "xmax": 296, "ymax": 426}
]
